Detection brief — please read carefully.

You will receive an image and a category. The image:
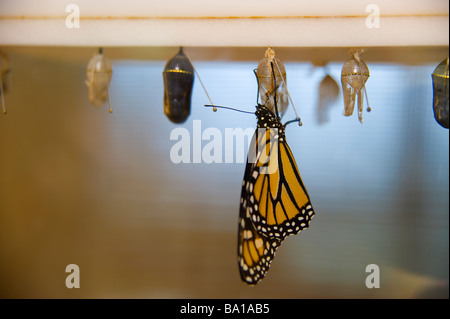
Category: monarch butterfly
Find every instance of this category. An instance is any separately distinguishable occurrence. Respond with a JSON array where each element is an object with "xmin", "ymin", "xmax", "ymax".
[
  {"xmin": 206, "ymin": 52, "xmax": 315, "ymax": 285},
  {"xmin": 238, "ymin": 103, "xmax": 315, "ymax": 284}
]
